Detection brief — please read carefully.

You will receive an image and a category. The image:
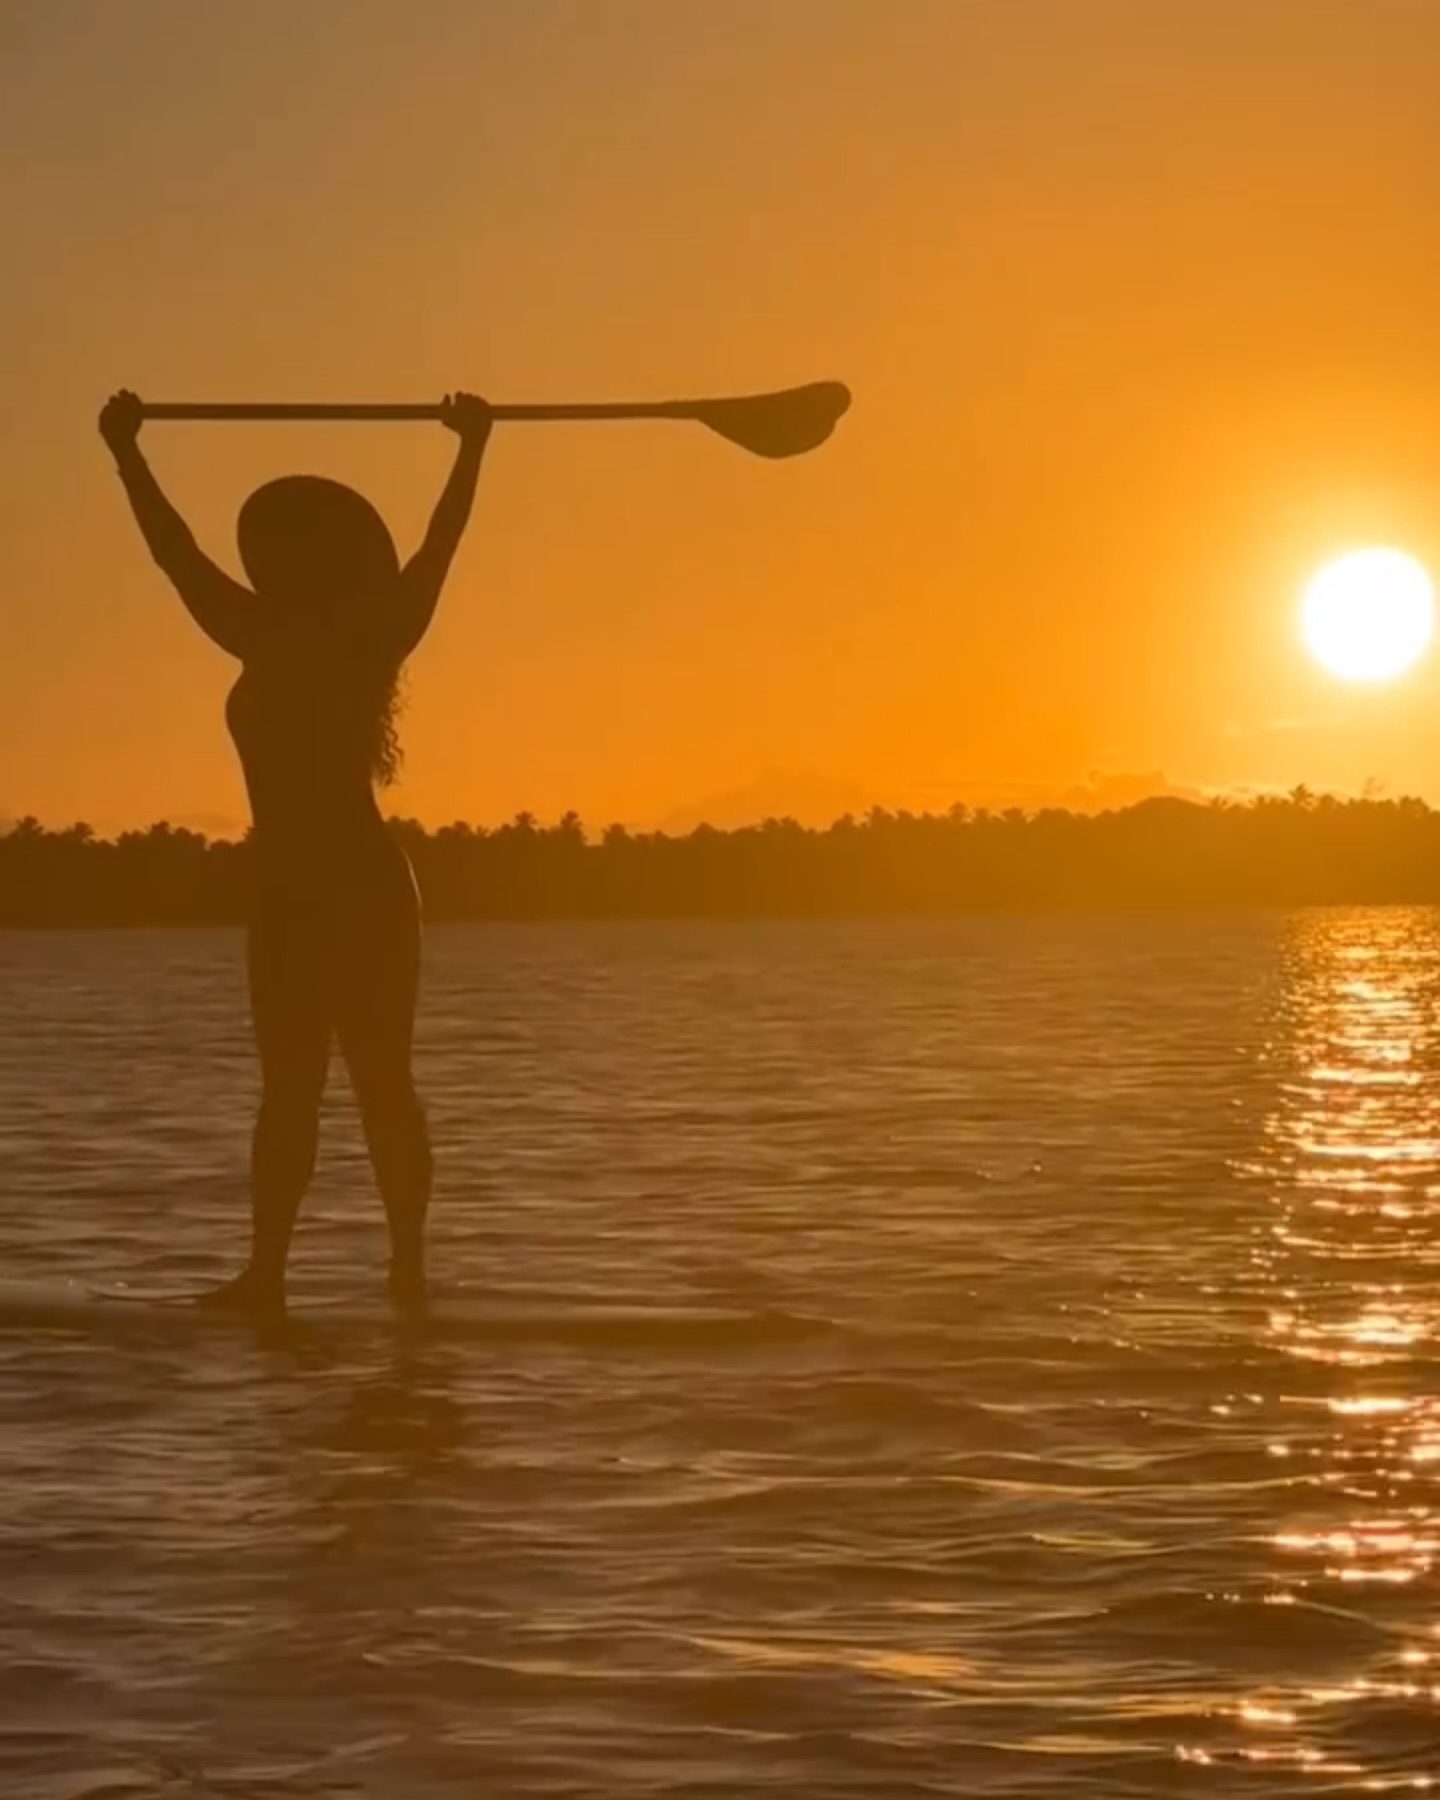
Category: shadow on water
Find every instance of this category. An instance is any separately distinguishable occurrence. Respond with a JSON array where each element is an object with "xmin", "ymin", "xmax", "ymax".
[{"xmin": 135, "ymin": 1339, "xmax": 509, "ymax": 1793}]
